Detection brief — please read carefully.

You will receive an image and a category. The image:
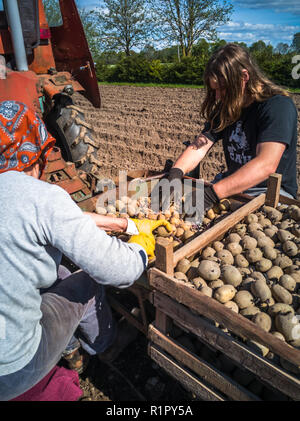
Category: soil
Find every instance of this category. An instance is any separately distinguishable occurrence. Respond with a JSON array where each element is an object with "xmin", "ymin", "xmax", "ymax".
[{"xmin": 70, "ymin": 86, "xmax": 300, "ymax": 401}]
